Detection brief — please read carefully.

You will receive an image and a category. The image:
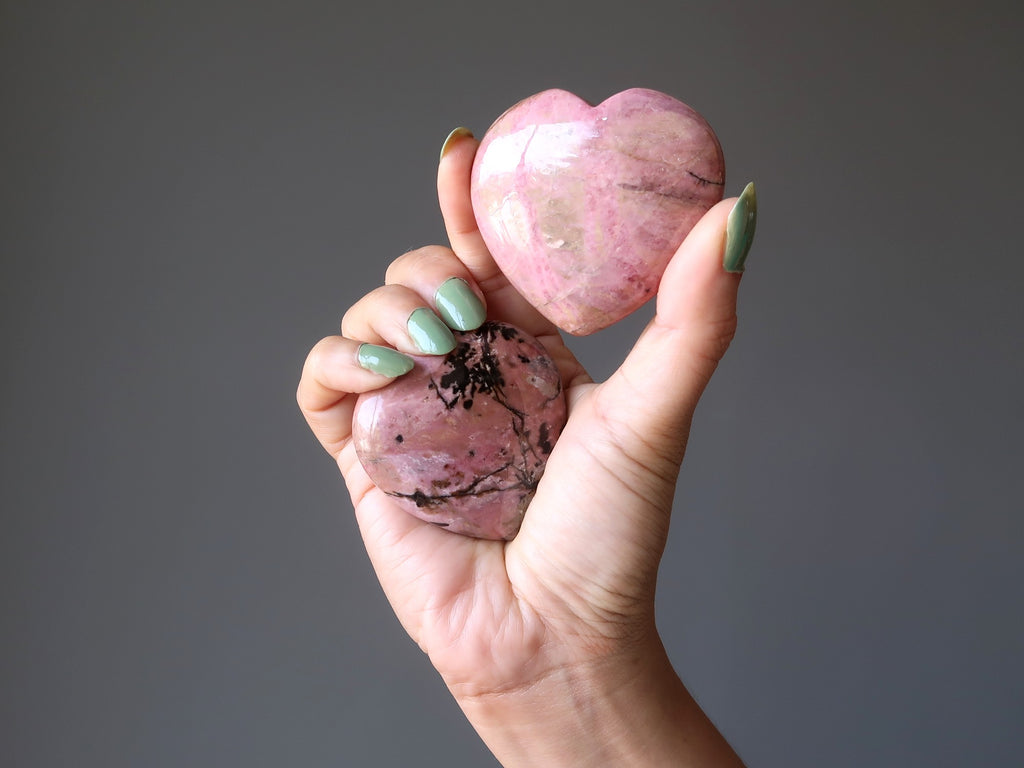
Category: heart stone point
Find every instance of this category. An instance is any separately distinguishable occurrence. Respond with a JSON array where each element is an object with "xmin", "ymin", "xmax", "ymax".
[
  {"xmin": 352, "ymin": 322, "xmax": 566, "ymax": 540},
  {"xmin": 471, "ymin": 88, "xmax": 725, "ymax": 335}
]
